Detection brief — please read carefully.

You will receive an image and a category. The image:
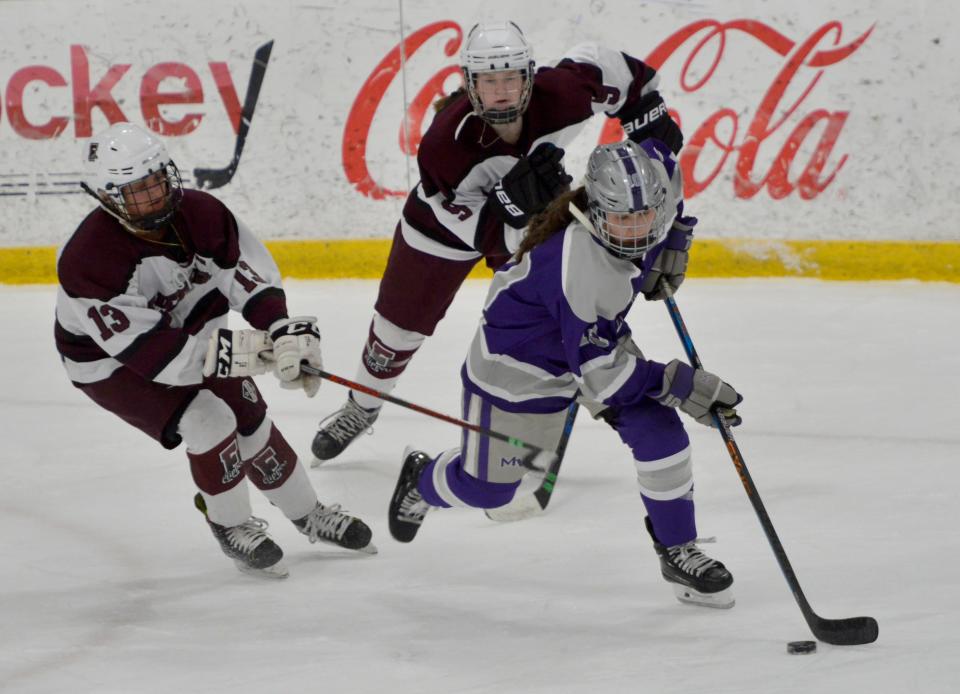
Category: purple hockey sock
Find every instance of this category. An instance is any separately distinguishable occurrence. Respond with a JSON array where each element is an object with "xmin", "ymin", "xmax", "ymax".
[
  {"xmin": 642, "ymin": 494, "xmax": 697, "ymax": 547},
  {"xmin": 417, "ymin": 458, "xmax": 451, "ymax": 508},
  {"xmin": 418, "ymin": 455, "xmax": 520, "ymax": 509}
]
